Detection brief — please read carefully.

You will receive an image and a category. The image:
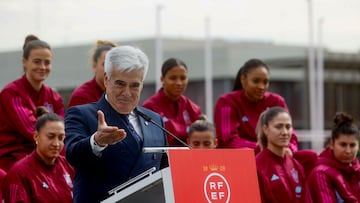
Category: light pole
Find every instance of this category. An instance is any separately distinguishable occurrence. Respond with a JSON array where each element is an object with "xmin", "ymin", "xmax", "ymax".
[
  {"xmin": 204, "ymin": 16, "xmax": 213, "ymax": 122},
  {"xmin": 314, "ymin": 17, "xmax": 325, "ymax": 152},
  {"xmin": 307, "ymin": 0, "xmax": 317, "ymax": 131},
  {"xmin": 316, "ymin": 17, "xmax": 324, "ymax": 131},
  {"xmin": 155, "ymin": 4, "xmax": 163, "ymax": 92}
]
